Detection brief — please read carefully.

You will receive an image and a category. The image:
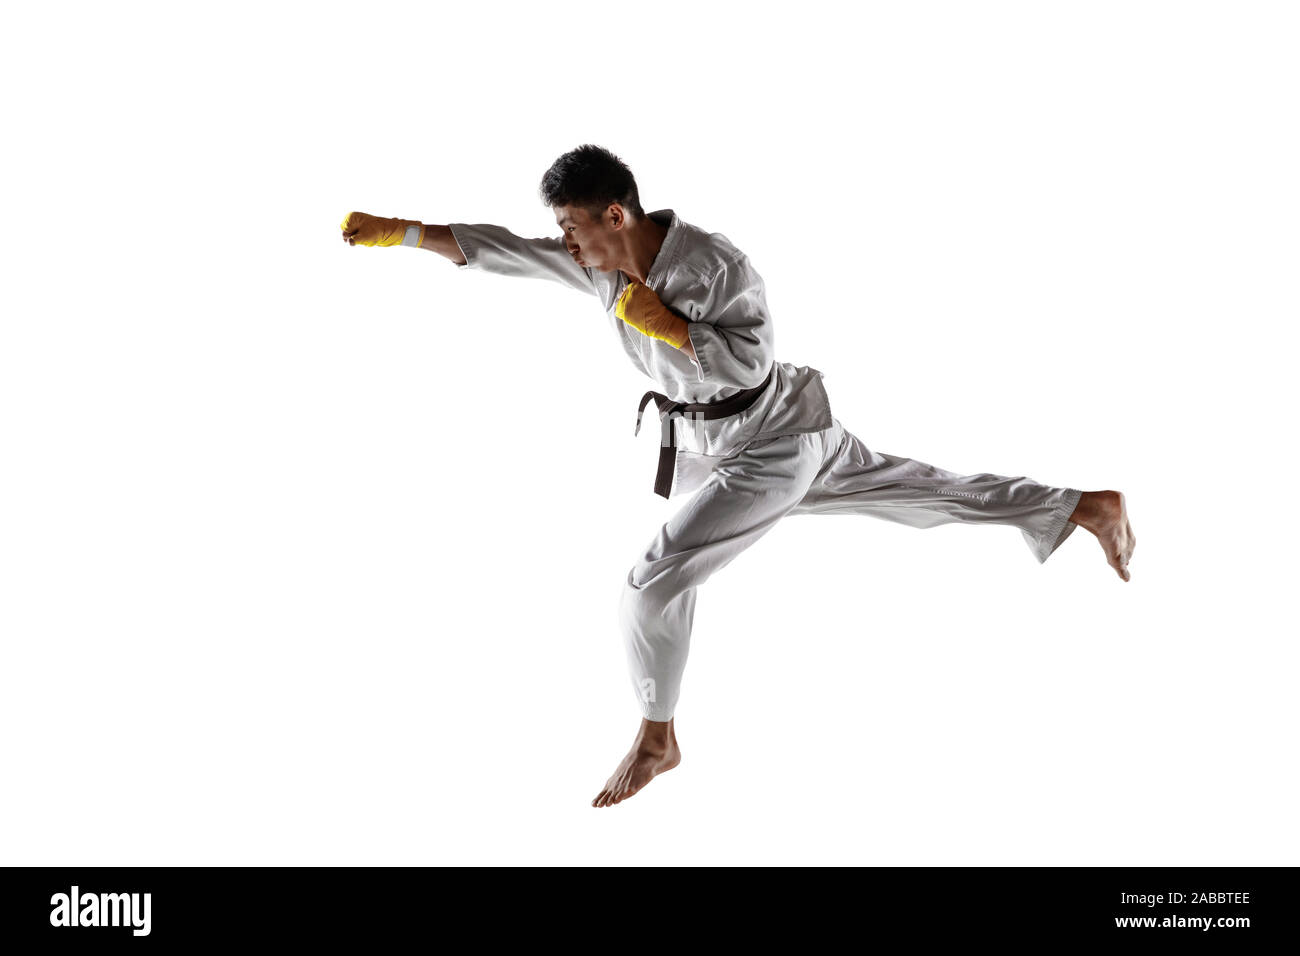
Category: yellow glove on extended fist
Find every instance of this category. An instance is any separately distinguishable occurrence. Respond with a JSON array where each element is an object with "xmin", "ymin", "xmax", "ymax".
[
  {"xmin": 339, "ymin": 211, "xmax": 425, "ymax": 248},
  {"xmin": 615, "ymin": 281, "xmax": 691, "ymax": 349}
]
